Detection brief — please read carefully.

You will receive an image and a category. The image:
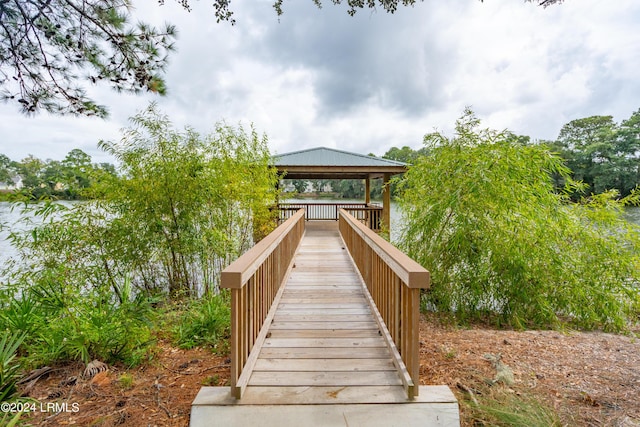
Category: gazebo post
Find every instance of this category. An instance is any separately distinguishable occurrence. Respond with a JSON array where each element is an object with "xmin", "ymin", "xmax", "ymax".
[
  {"xmin": 382, "ymin": 172, "xmax": 391, "ymax": 233},
  {"xmin": 365, "ymin": 177, "xmax": 371, "ymax": 205},
  {"xmin": 272, "ymin": 147, "xmax": 407, "ymax": 234}
]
